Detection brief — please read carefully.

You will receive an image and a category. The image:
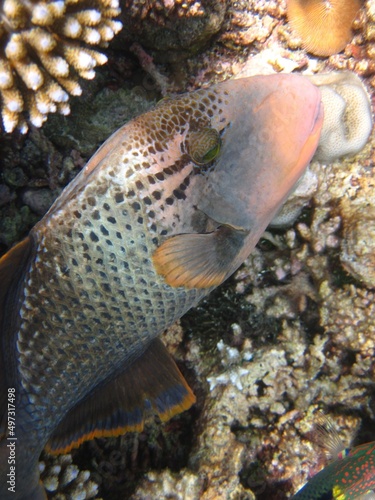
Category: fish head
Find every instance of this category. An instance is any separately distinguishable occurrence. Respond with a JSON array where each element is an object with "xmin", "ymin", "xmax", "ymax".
[
  {"xmin": 152, "ymin": 74, "xmax": 324, "ymax": 289},
  {"xmin": 198, "ymin": 74, "xmax": 324, "ymax": 232}
]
